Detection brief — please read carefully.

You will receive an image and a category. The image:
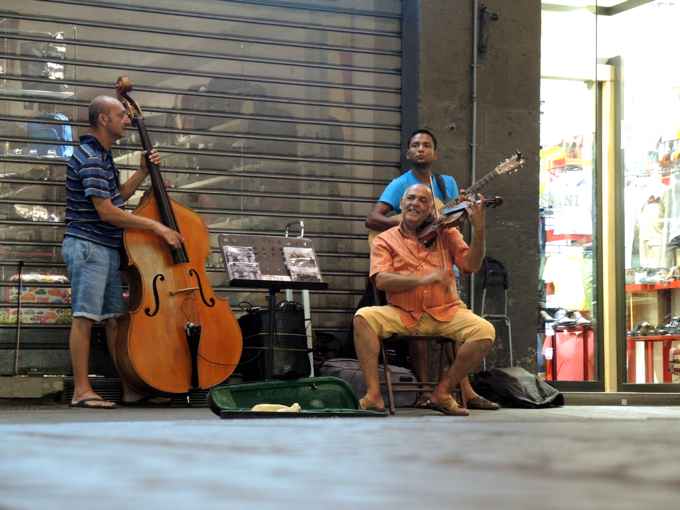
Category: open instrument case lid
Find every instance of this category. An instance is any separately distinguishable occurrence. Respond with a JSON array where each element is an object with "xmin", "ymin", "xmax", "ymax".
[{"xmin": 208, "ymin": 376, "xmax": 386, "ymax": 418}]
